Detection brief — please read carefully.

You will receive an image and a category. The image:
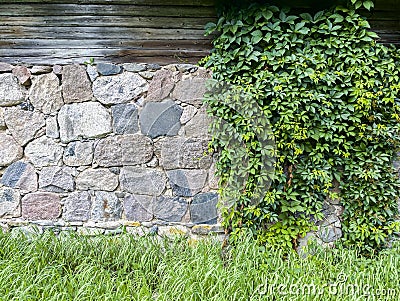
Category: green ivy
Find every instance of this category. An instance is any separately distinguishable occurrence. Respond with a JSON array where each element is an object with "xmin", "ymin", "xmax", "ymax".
[{"xmin": 201, "ymin": 2, "xmax": 400, "ymax": 254}]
